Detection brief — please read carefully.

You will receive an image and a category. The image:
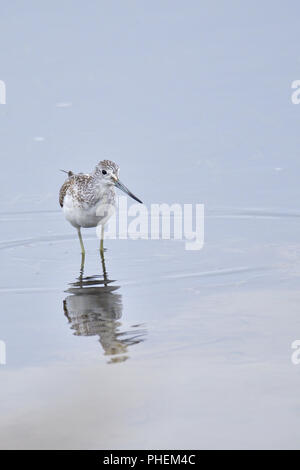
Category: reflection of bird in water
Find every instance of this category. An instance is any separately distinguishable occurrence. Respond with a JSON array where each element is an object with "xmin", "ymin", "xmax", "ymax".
[{"xmin": 63, "ymin": 252, "xmax": 146, "ymax": 363}]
